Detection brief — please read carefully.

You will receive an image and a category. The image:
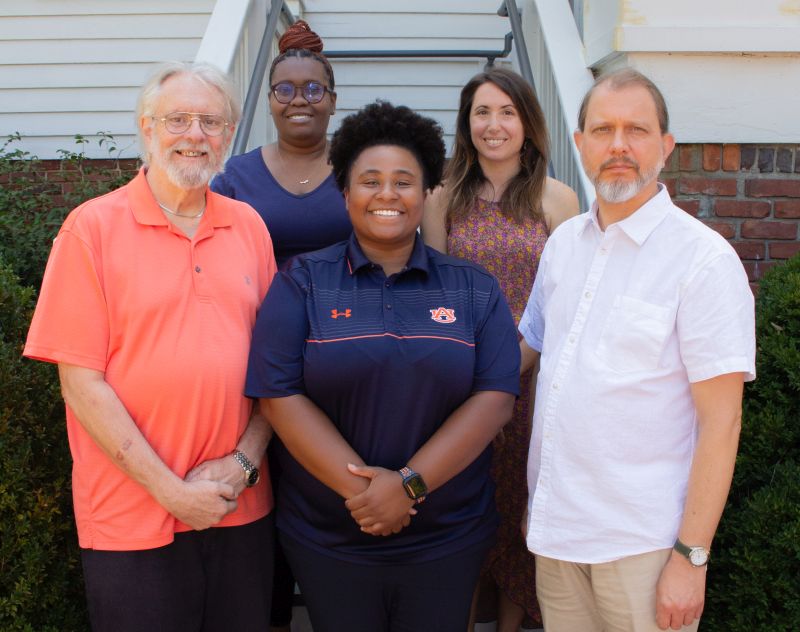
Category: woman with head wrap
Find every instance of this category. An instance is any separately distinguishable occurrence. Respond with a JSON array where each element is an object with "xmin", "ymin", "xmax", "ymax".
[{"xmin": 212, "ymin": 20, "xmax": 350, "ymax": 268}]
